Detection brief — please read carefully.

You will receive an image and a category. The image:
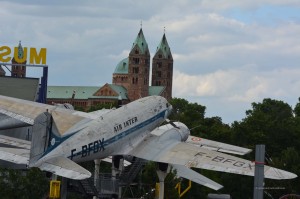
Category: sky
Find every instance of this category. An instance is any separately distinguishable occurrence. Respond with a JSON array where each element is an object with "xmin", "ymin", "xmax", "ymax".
[{"xmin": 1, "ymin": 0, "xmax": 300, "ymax": 124}]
